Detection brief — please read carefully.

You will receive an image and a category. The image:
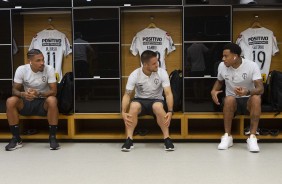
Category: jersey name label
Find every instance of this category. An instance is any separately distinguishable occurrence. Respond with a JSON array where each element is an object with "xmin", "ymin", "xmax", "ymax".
[
  {"xmin": 143, "ymin": 37, "xmax": 162, "ymax": 45},
  {"xmin": 42, "ymin": 39, "xmax": 62, "ymax": 46}
]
